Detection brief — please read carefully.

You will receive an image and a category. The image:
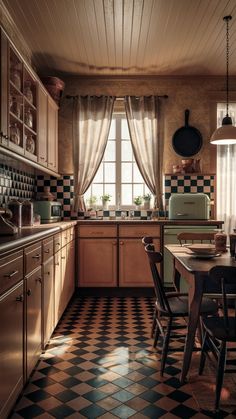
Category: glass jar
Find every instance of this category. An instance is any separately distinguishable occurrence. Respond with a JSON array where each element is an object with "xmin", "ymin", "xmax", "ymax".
[
  {"xmin": 11, "ymin": 67, "xmax": 21, "ymax": 90},
  {"xmin": 10, "ymin": 96, "xmax": 21, "ymax": 118},
  {"xmin": 214, "ymin": 231, "xmax": 227, "ymax": 253},
  {"xmin": 24, "ymin": 81, "xmax": 33, "ymax": 104},
  {"xmin": 25, "ymin": 134, "xmax": 35, "ymax": 154},
  {"xmin": 22, "ymin": 200, "xmax": 33, "ymax": 226},
  {"xmin": 10, "ymin": 123, "xmax": 20, "ymax": 145},
  {"xmin": 8, "ymin": 199, "xmax": 22, "ymax": 228},
  {"xmin": 25, "ymin": 108, "xmax": 33, "ymax": 128}
]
